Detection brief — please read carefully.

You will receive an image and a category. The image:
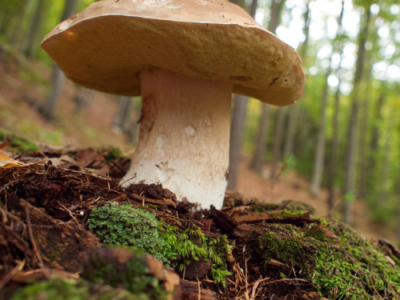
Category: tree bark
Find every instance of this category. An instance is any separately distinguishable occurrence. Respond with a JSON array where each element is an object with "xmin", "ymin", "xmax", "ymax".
[
  {"xmin": 310, "ymin": 67, "xmax": 331, "ymax": 196},
  {"xmin": 271, "ymin": 107, "xmax": 286, "ymax": 179},
  {"xmin": 228, "ymin": 95, "xmax": 248, "ymax": 190},
  {"xmin": 41, "ymin": 0, "xmax": 78, "ymax": 119},
  {"xmin": 227, "ymin": 0, "xmax": 257, "ymax": 190},
  {"xmin": 357, "ymin": 69, "xmax": 372, "ymax": 199},
  {"xmin": 23, "ymin": 0, "xmax": 46, "ymax": 58},
  {"xmin": 284, "ymin": 0, "xmax": 311, "ymax": 158},
  {"xmin": 343, "ymin": 6, "xmax": 371, "ymax": 225},
  {"xmin": 251, "ymin": 104, "xmax": 269, "ymax": 173},
  {"xmin": 251, "ymin": 0, "xmax": 285, "ymax": 174},
  {"xmin": 310, "ymin": 0, "xmax": 344, "ymax": 197},
  {"xmin": 113, "ymin": 96, "xmax": 133, "ymax": 130},
  {"xmin": 377, "ymin": 110, "xmax": 395, "ymax": 208}
]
